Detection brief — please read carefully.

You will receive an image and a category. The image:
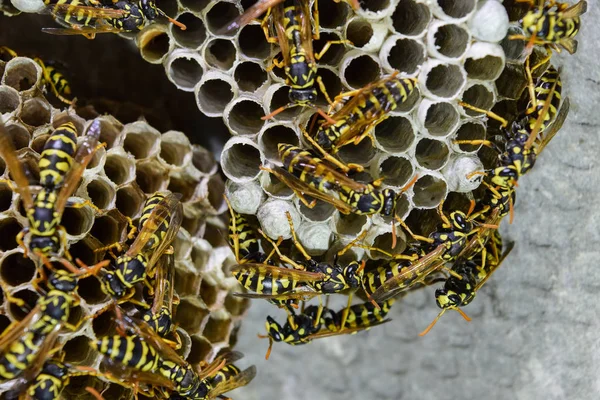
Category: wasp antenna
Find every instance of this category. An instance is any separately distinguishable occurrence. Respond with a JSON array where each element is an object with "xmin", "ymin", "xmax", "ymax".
[
  {"xmin": 85, "ymin": 387, "xmax": 105, "ymax": 400},
  {"xmin": 167, "ymin": 15, "xmax": 187, "ymax": 30},
  {"xmin": 262, "ymin": 103, "xmax": 294, "ymax": 120},
  {"xmin": 265, "ymin": 338, "xmax": 274, "ymax": 360},
  {"xmin": 419, "ymin": 309, "xmax": 447, "ymax": 336},
  {"xmin": 455, "ymin": 307, "xmax": 472, "ymax": 322},
  {"xmin": 314, "ymin": 107, "xmax": 336, "ymax": 125}
]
